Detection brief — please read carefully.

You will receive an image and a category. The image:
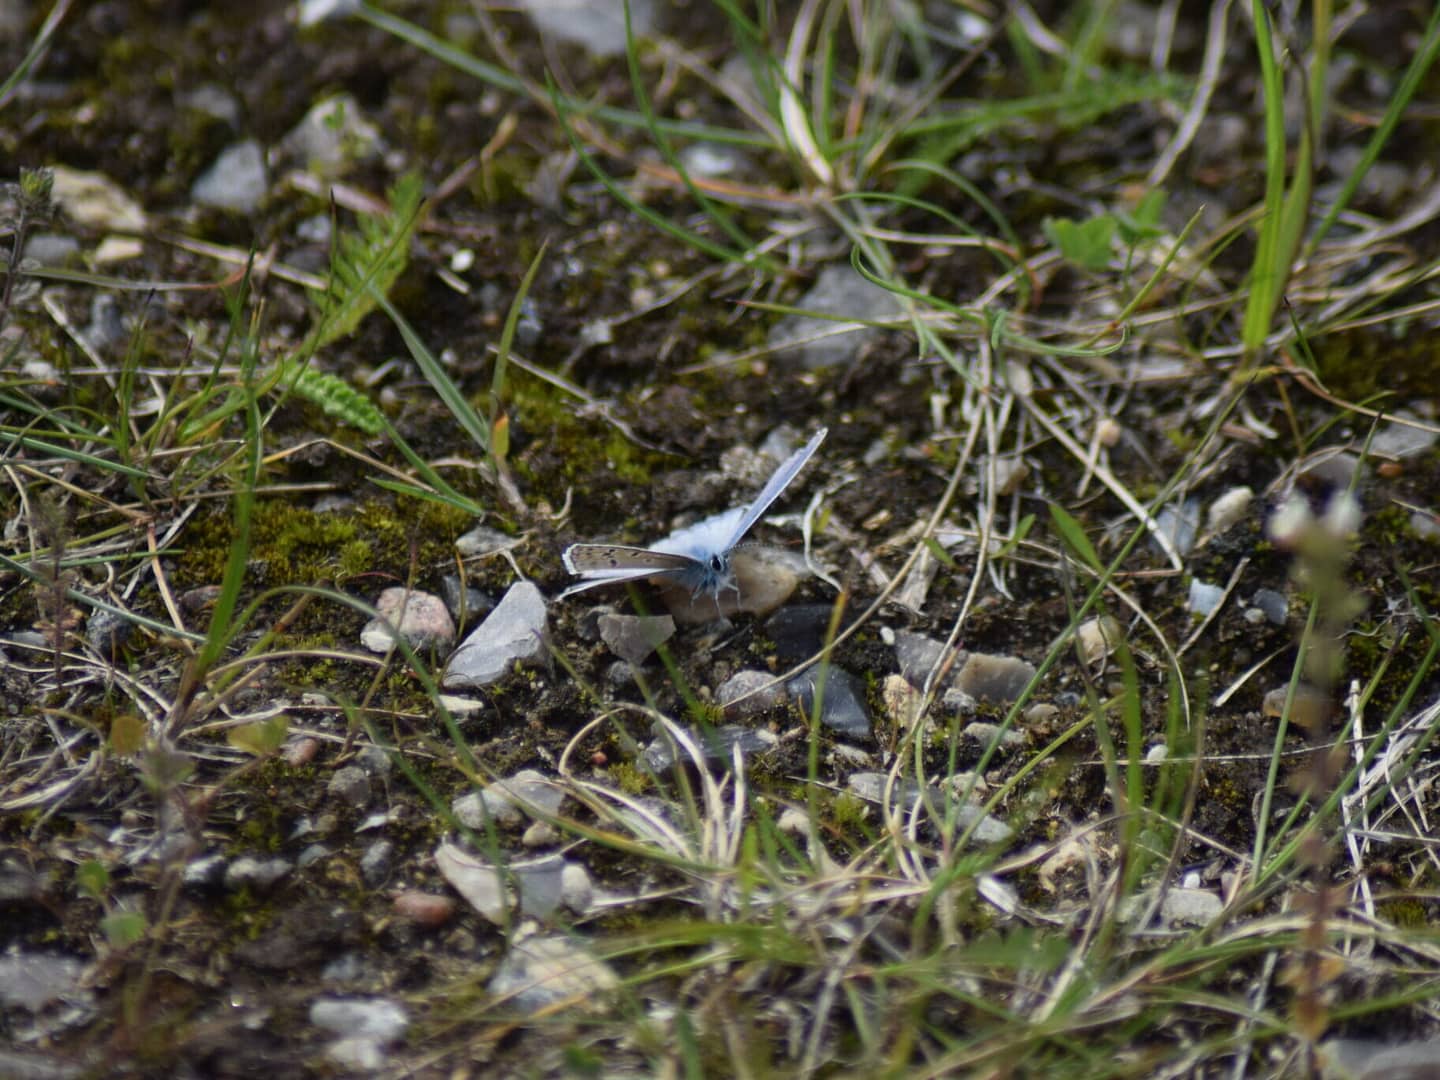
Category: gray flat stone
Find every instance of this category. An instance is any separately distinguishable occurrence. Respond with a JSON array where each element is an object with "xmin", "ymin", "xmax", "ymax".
[
  {"xmin": 192, "ymin": 140, "xmax": 267, "ymax": 212},
  {"xmin": 768, "ymin": 264, "xmax": 904, "ymax": 368},
  {"xmin": 443, "ymin": 581, "xmax": 548, "ymax": 688},
  {"xmin": 598, "ymin": 613, "xmax": 675, "ymax": 665},
  {"xmin": 788, "ymin": 666, "xmax": 871, "ymax": 739},
  {"xmin": 956, "ymin": 653, "xmax": 1037, "ymax": 704},
  {"xmin": 716, "ymin": 669, "xmax": 787, "ymax": 717},
  {"xmin": 487, "ymin": 935, "xmax": 619, "ymax": 1014}
]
